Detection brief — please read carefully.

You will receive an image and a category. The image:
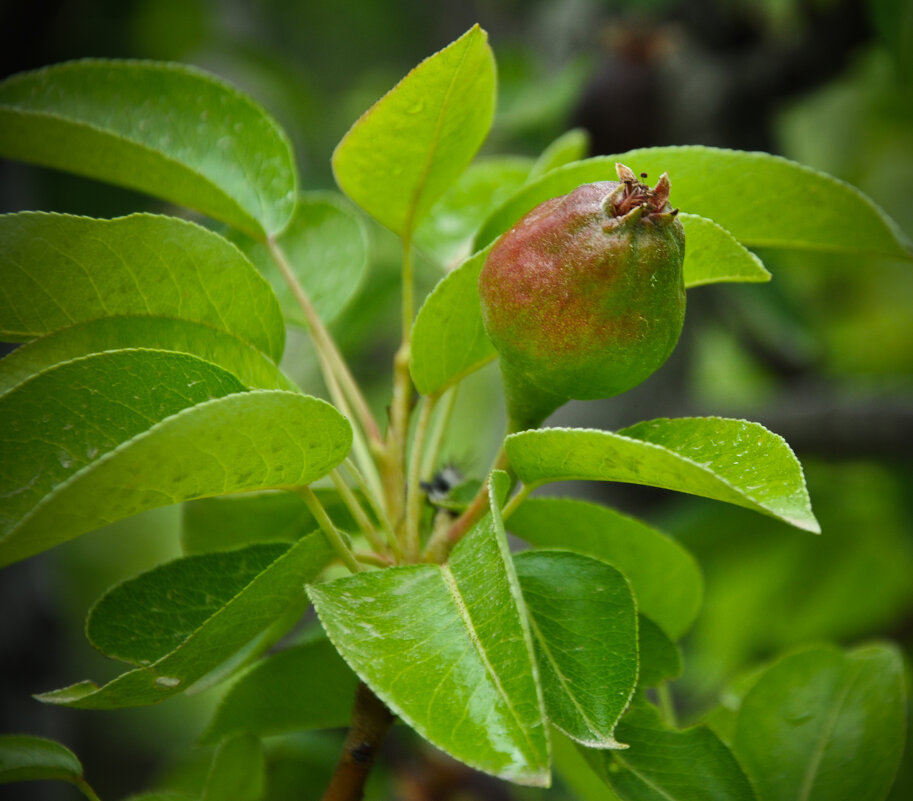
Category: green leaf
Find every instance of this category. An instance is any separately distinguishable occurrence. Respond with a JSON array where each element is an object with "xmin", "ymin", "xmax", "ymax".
[
  {"xmin": 586, "ymin": 701, "xmax": 757, "ymax": 801},
  {"xmin": 0, "ymin": 734, "xmax": 84, "ymax": 786},
  {"xmin": 679, "ymin": 214, "xmax": 771, "ymax": 287},
  {"xmin": 414, "ymin": 157, "xmax": 533, "ymax": 267},
  {"xmin": 0, "ymin": 61, "xmax": 297, "ymax": 238},
  {"xmin": 552, "ymin": 730, "xmax": 623, "ymax": 801},
  {"xmin": 332, "ymin": 25, "xmax": 496, "ymax": 236},
  {"xmin": 202, "ymin": 734, "xmax": 263, "ymax": 801},
  {"xmin": 228, "ymin": 192, "xmax": 369, "ymax": 326},
  {"xmin": 528, "ymin": 128, "xmax": 590, "ymax": 181},
  {"xmin": 200, "ymin": 637, "xmax": 357, "ymax": 744},
  {"xmin": 475, "ymin": 147, "xmax": 913, "ymax": 260},
  {"xmin": 410, "ymin": 244, "xmax": 496, "ymax": 396},
  {"xmin": 408, "ymin": 214, "xmax": 768, "ymax": 398},
  {"xmin": 637, "ymin": 615, "xmax": 682, "ymax": 688},
  {"xmin": 181, "ymin": 489, "xmax": 355, "ymax": 554},
  {"xmin": 308, "ymin": 482, "xmax": 550, "ymax": 786},
  {"xmin": 0, "ymin": 212, "xmax": 285, "ymax": 361},
  {"xmin": 514, "ymin": 550, "xmax": 637, "ymax": 748},
  {"xmin": 0, "ymin": 350, "xmax": 351, "ymax": 566},
  {"xmin": 506, "ymin": 418, "xmax": 820, "ymax": 534},
  {"xmin": 36, "ymin": 533, "xmax": 331, "ymax": 708},
  {"xmin": 732, "ymin": 644, "xmax": 906, "ymax": 801},
  {"xmin": 508, "ymin": 498, "xmax": 703, "ymax": 640},
  {"xmin": 0, "ymin": 317, "xmax": 295, "ymax": 397}
]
